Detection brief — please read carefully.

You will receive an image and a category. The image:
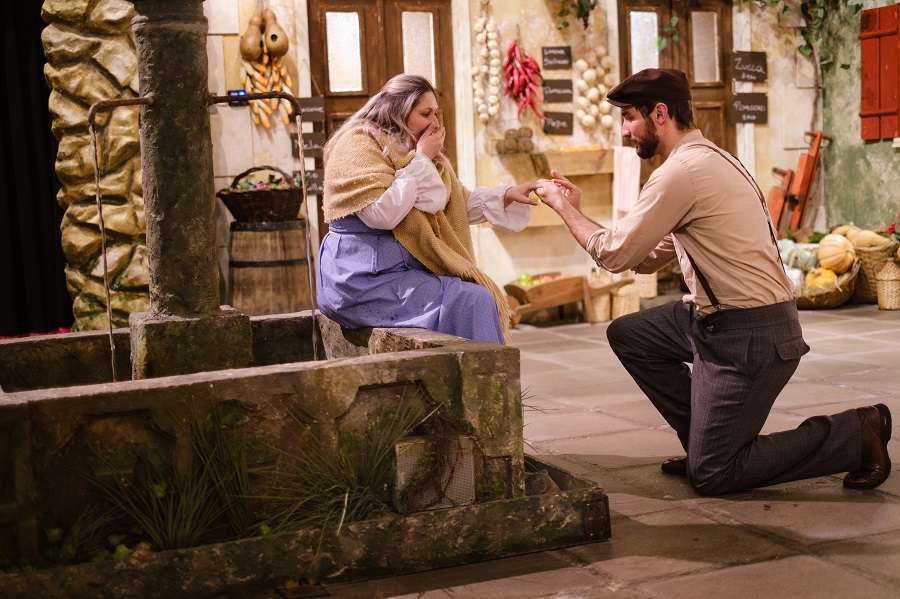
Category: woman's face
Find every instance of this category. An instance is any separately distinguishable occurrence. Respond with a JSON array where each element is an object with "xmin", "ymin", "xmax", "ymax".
[{"xmin": 406, "ymin": 91, "xmax": 440, "ymax": 139}]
